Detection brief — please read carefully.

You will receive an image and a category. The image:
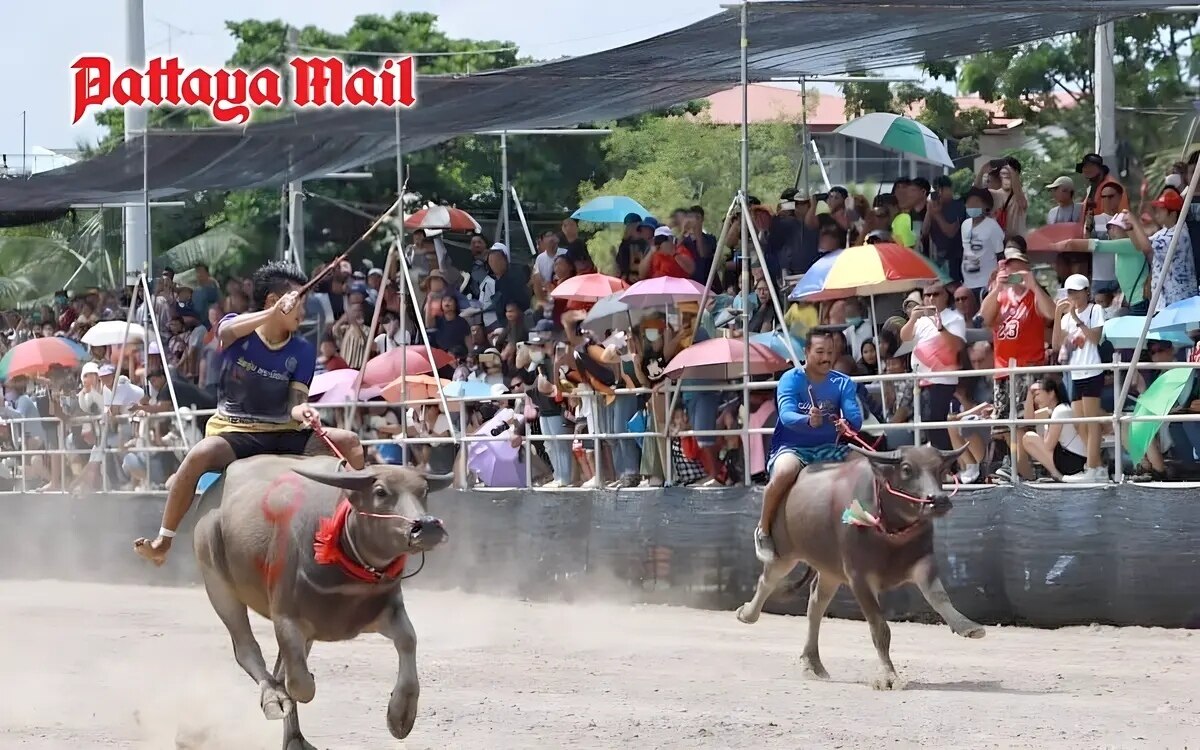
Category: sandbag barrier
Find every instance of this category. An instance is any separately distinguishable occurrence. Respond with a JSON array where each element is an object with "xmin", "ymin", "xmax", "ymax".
[{"xmin": 3, "ymin": 485, "xmax": 1199, "ymax": 627}]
